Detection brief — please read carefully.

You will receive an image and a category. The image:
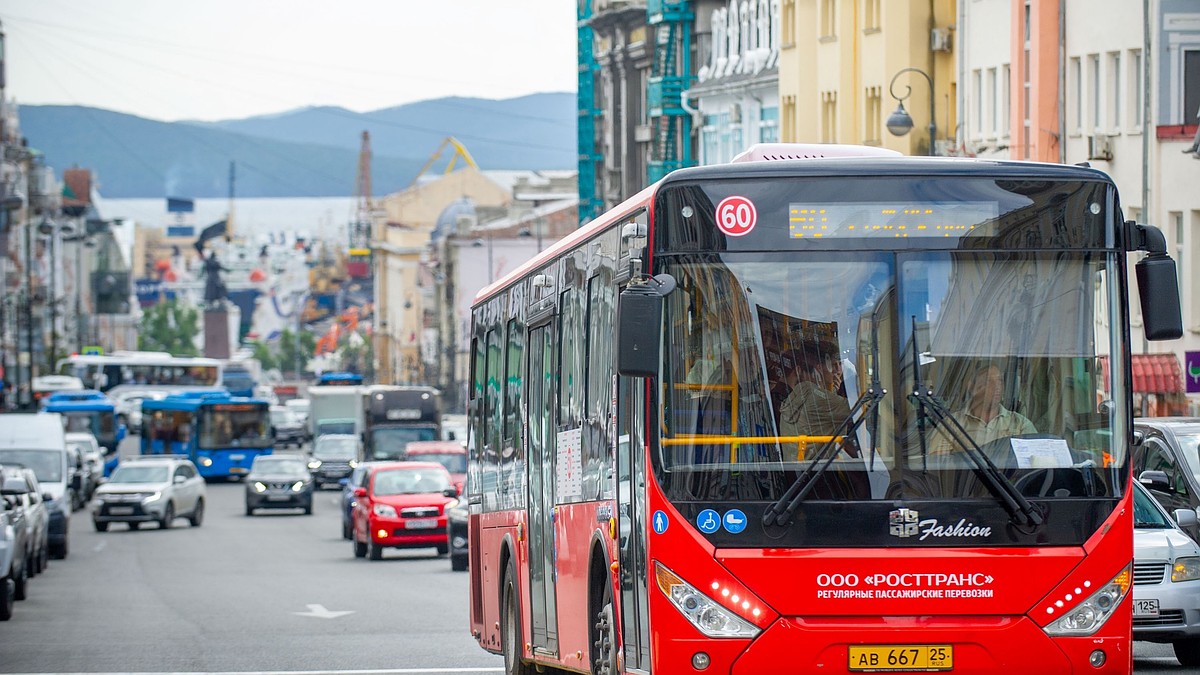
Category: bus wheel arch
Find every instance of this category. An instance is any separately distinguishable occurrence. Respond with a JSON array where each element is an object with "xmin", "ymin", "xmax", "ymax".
[{"xmin": 588, "ymin": 534, "xmax": 618, "ymax": 675}]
